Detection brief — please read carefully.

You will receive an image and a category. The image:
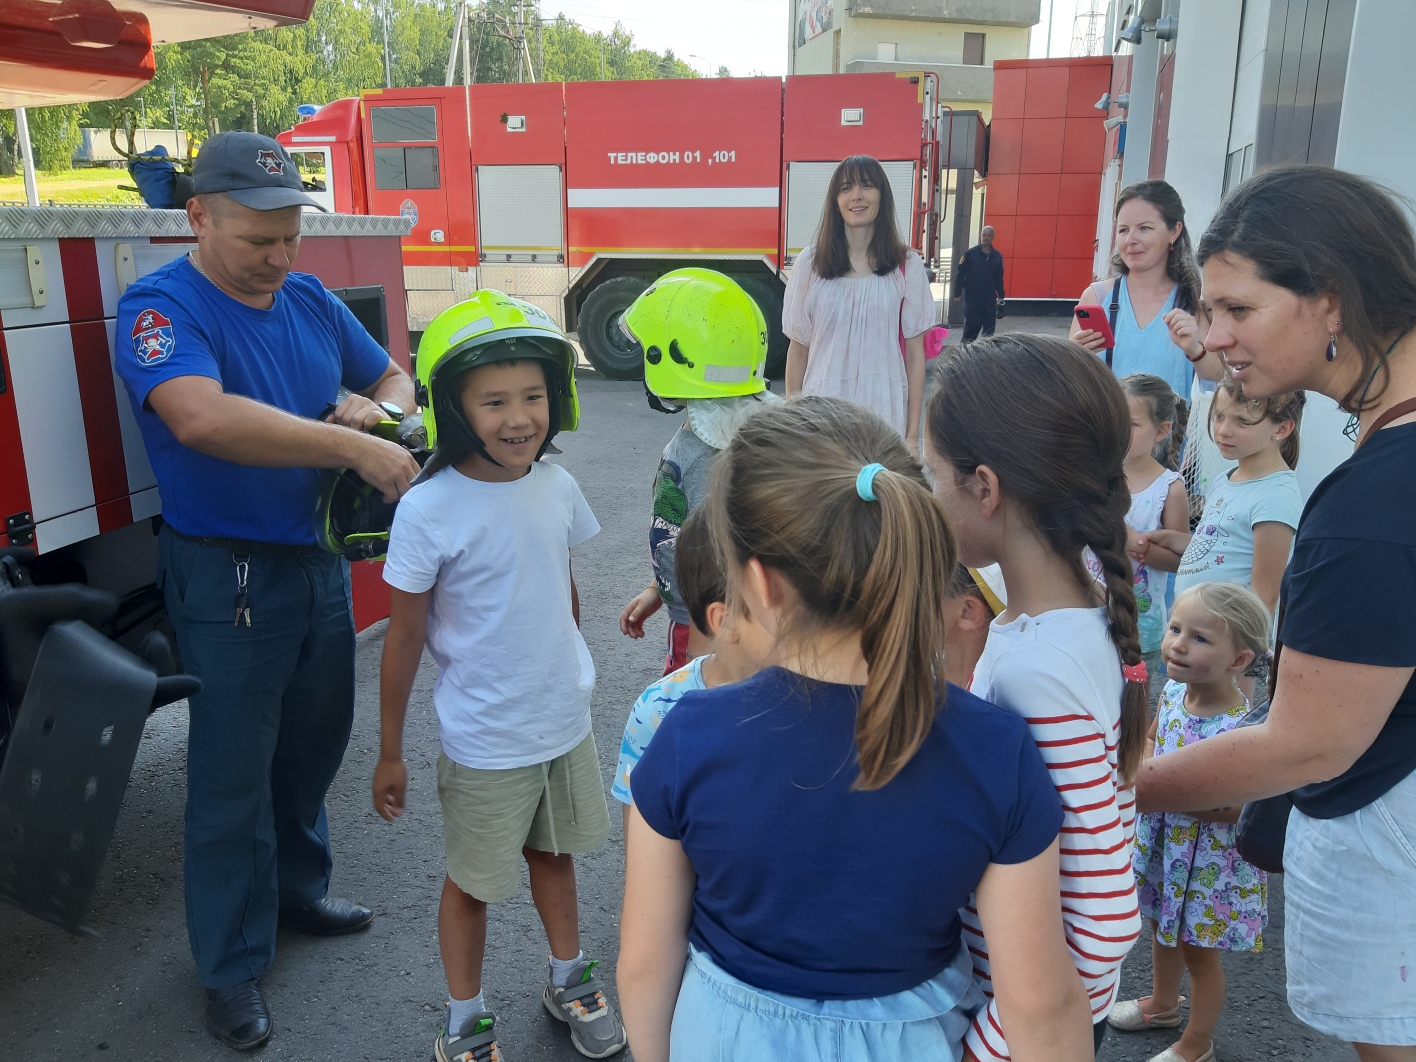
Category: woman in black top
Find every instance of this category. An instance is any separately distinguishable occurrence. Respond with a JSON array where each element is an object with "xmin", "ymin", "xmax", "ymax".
[{"xmin": 1136, "ymin": 165, "xmax": 1416, "ymax": 1061}]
